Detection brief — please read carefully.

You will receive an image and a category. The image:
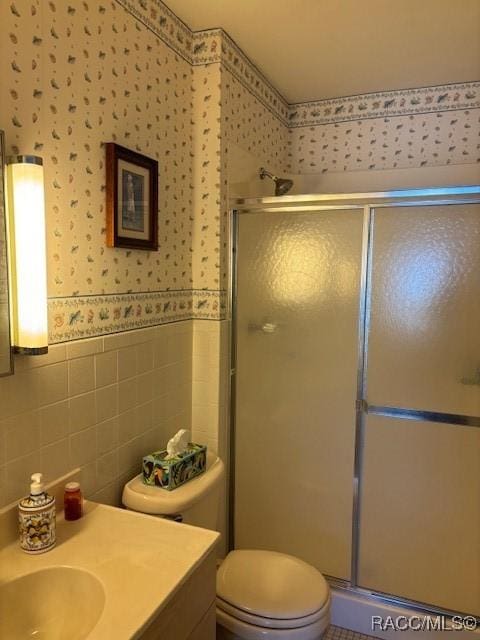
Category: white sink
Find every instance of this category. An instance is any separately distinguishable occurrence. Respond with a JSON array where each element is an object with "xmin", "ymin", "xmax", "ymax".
[
  {"xmin": 0, "ymin": 566, "xmax": 105, "ymax": 640},
  {"xmin": 0, "ymin": 494, "xmax": 218, "ymax": 639}
]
